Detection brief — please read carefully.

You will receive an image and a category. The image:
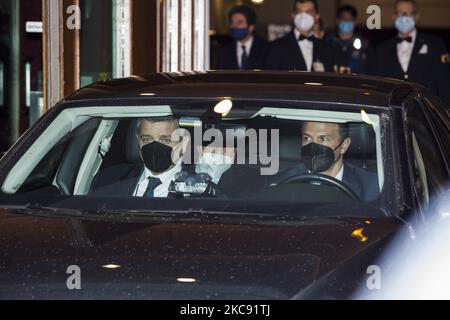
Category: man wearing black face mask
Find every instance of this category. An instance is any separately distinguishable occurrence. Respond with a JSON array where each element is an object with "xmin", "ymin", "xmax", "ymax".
[
  {"xmin": 133, "ymin": 118, "xmax": 189, "ymax": 197},
  {"xmin": 270, "ymin": 122, "xmax": 380, "ymax": 202},
  {"xmin": 90, "ymin": 117, "xmax": 190, "ymax": 198}
]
